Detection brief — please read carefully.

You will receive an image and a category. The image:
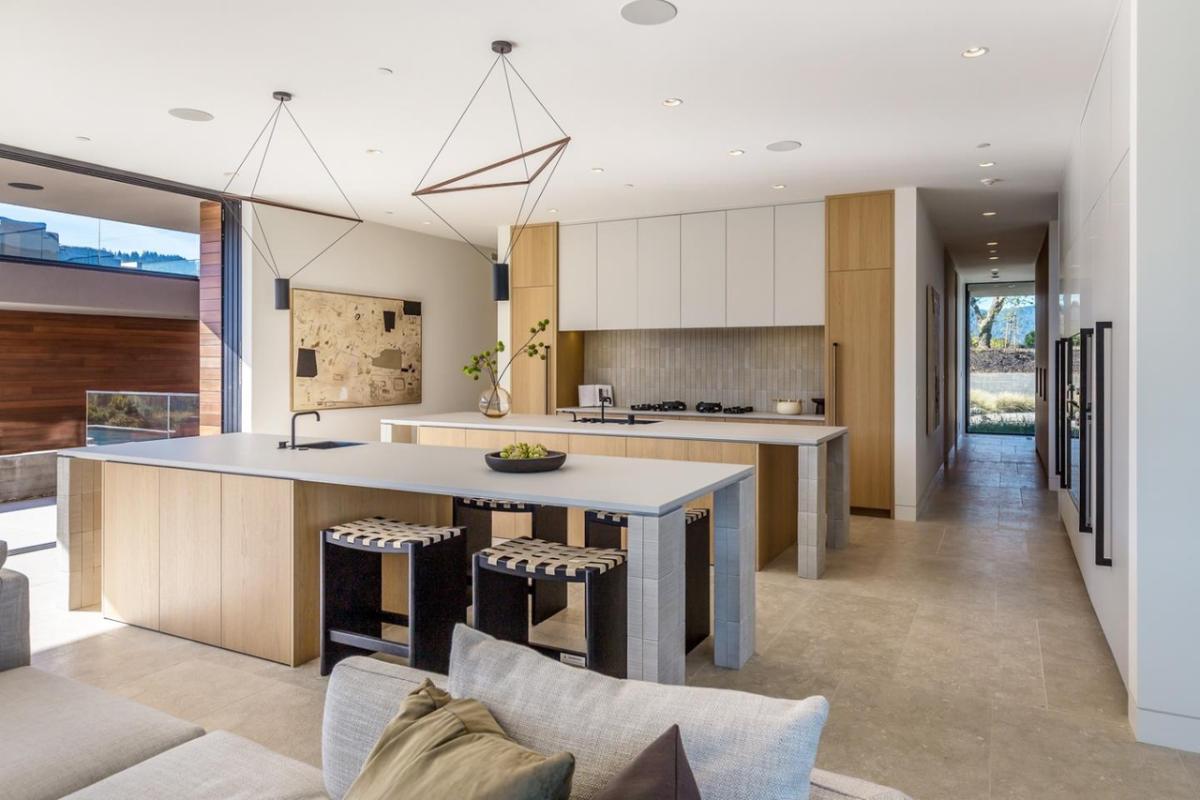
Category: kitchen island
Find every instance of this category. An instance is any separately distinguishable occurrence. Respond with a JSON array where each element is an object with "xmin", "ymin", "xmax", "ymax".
[
  {"xmin": 57, "ymin": 433, "xmax": 755, "ymax": 684},
  {"xmin": 381, "ymin": 412, "xmax": 849, "ymax": 579}
]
